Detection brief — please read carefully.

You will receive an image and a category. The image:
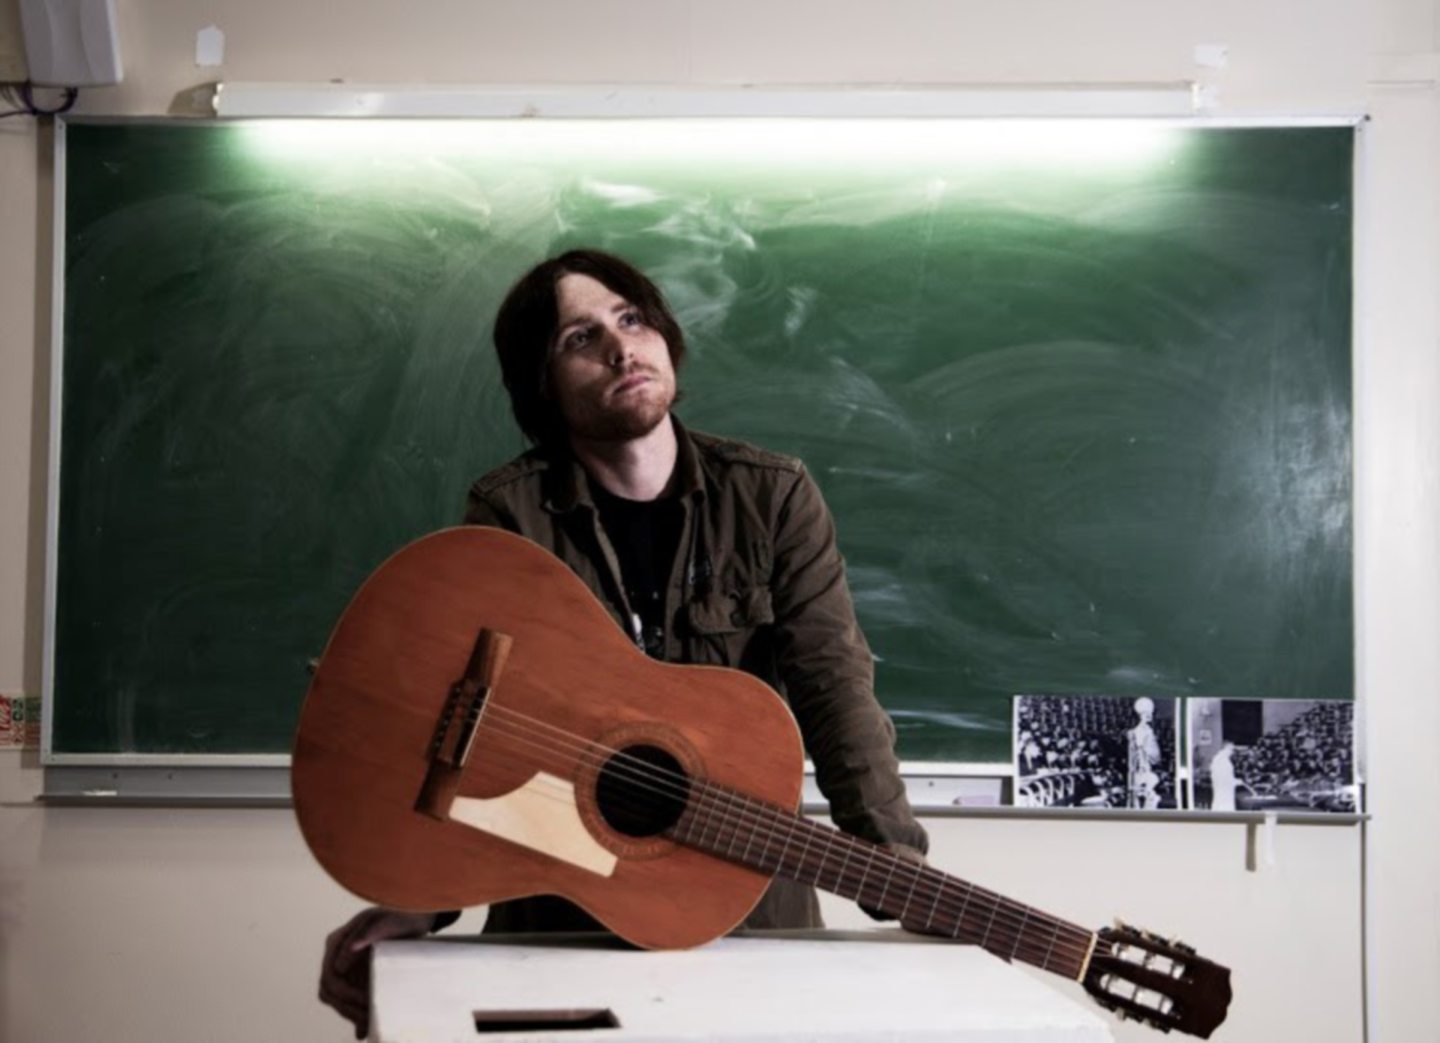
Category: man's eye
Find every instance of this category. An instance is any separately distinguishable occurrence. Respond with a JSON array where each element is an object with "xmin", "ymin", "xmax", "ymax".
[
  {"xmin": 619, "ymin": 311, "xmax": 641, "ymax": 328},
  {"xmin": 563, "ymin": 328, "xmax": 592, "ymax": 351}
]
